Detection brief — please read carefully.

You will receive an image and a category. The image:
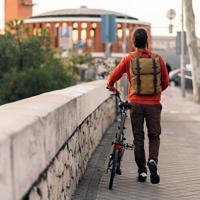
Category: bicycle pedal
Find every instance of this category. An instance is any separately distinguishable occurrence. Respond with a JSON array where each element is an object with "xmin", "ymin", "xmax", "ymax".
[
  {"xmin": 125, "ymin": 144, "xmax": 134, "ymax": 150},
  {"xmin": 128, "ymin": 145, "xmax": 134, "ymax": 150}
]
